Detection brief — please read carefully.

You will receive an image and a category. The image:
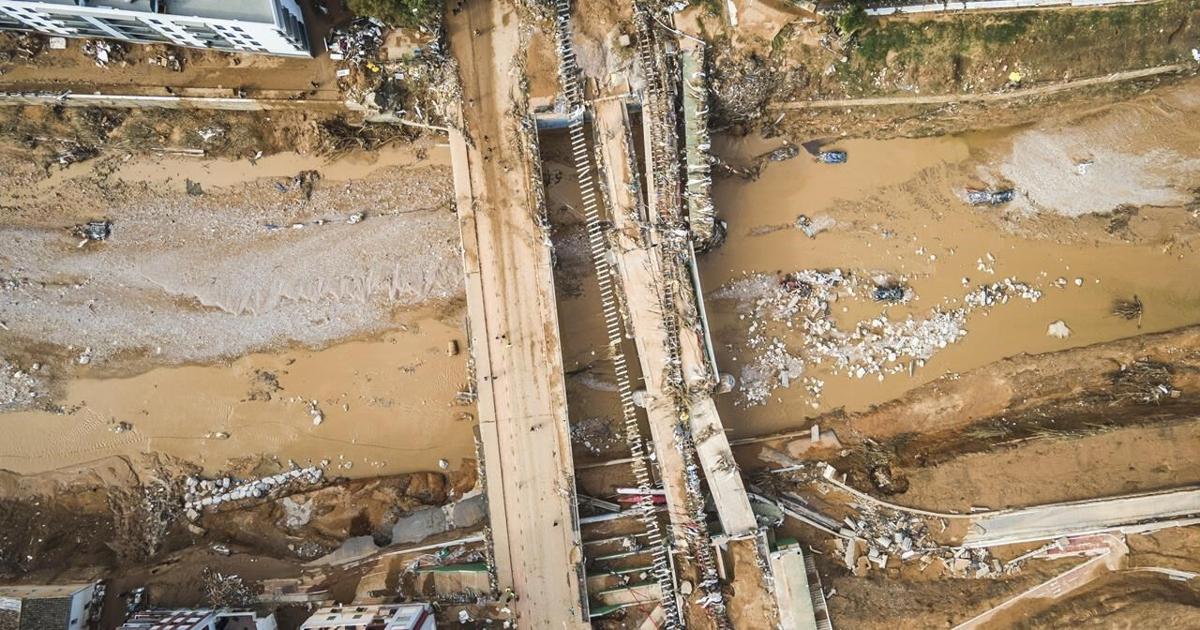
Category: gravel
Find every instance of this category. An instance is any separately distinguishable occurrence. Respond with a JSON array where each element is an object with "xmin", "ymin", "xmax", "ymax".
[{"xmin": 0, "ymin": 358, "xmax": 43, "ymax": 411}]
